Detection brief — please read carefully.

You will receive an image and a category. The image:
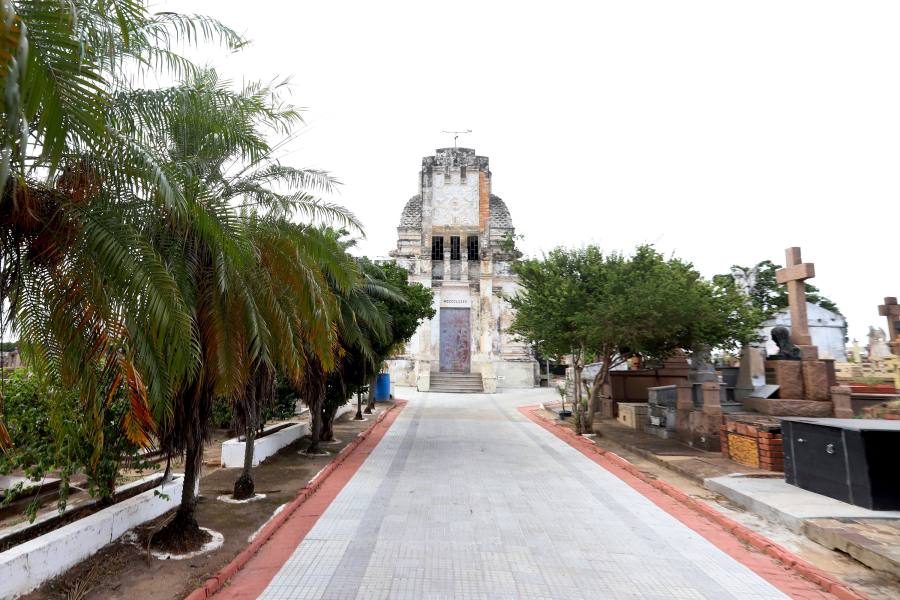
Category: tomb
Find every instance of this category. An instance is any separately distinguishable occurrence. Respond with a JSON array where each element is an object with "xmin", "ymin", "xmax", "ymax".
[
  {"xmin": 385, "ymin": 147, "xmax": 538, "ymax": 391},
  {"xmin": 719, "ymin": 416, "xmax": 784, "ymax": 472},
  {"xmin": 781, "ymin": 418, "xmax": 900, "ymax": 510},
  {"xmin": 743, "ymin": 248, "xmax": 850, "ymax": 418}
]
